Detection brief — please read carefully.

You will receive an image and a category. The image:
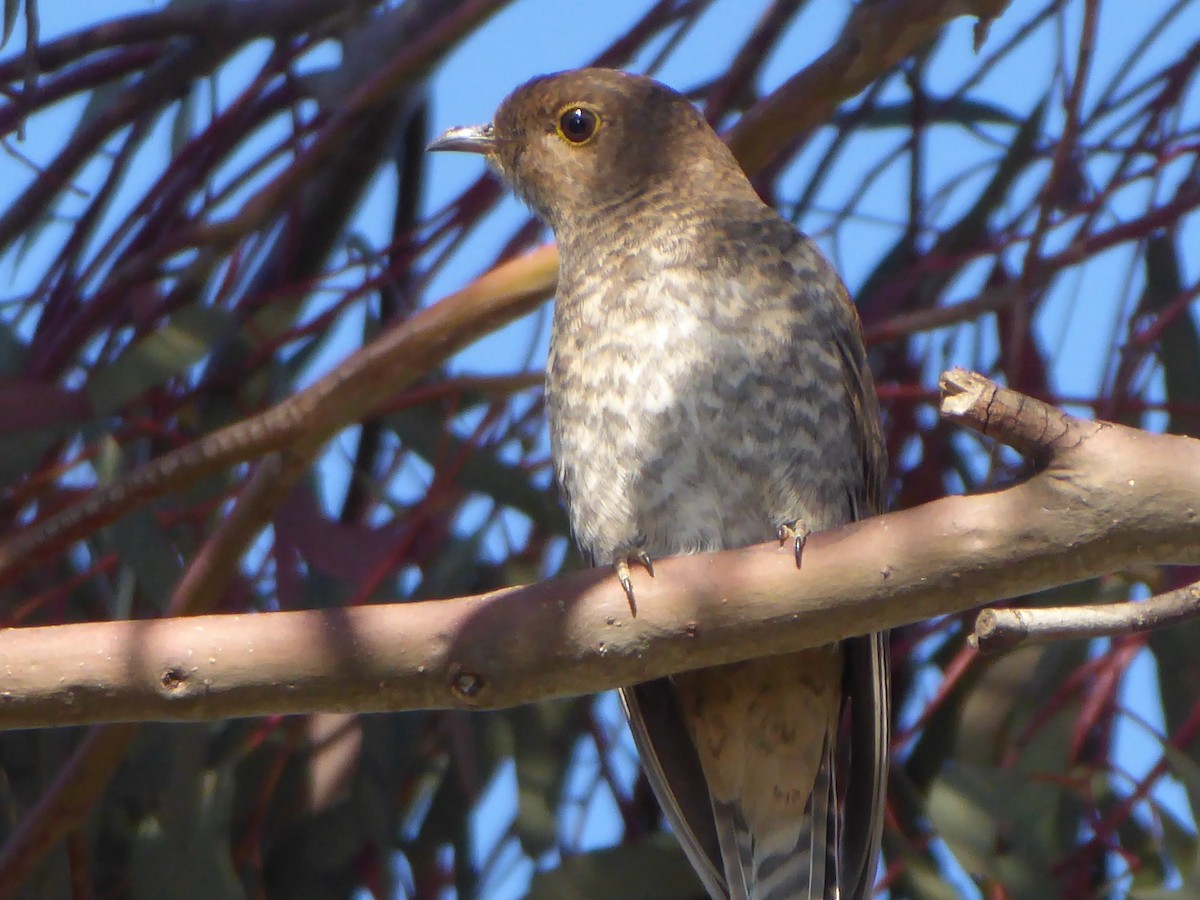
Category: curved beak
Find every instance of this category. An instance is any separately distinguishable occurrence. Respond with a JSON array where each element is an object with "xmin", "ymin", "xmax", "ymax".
[{"xmin": 427, "ymin": 123, "xmax": 496, "ymax": 155}]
